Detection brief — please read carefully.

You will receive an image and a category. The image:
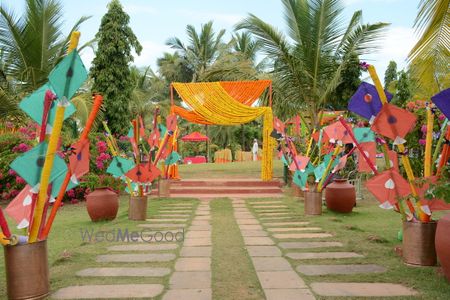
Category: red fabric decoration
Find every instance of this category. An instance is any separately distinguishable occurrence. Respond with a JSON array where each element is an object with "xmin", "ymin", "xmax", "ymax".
[{"xmin": 371, "ymin": 104, "xmax": 417, "ymax": 141}]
